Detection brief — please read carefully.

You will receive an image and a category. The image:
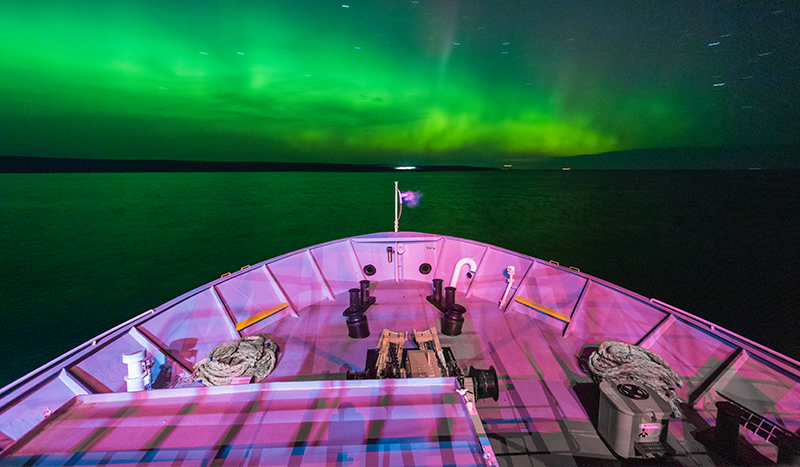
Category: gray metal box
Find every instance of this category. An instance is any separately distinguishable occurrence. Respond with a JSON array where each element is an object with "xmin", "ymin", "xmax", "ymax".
[{"xmin": 597, "ymin": 378, "xmax": 672, "ymax": 458}]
